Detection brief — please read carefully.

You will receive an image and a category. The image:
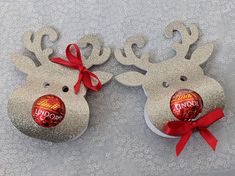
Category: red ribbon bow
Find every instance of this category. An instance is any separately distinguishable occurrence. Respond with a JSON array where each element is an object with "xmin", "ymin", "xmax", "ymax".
[
  {"xmin": 164, "ymin": 108, "xmax": 224, "ymax": 156},
  {"xmin": 50, "ymin": 44, "xmax": 102, "ymax": 94}
]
